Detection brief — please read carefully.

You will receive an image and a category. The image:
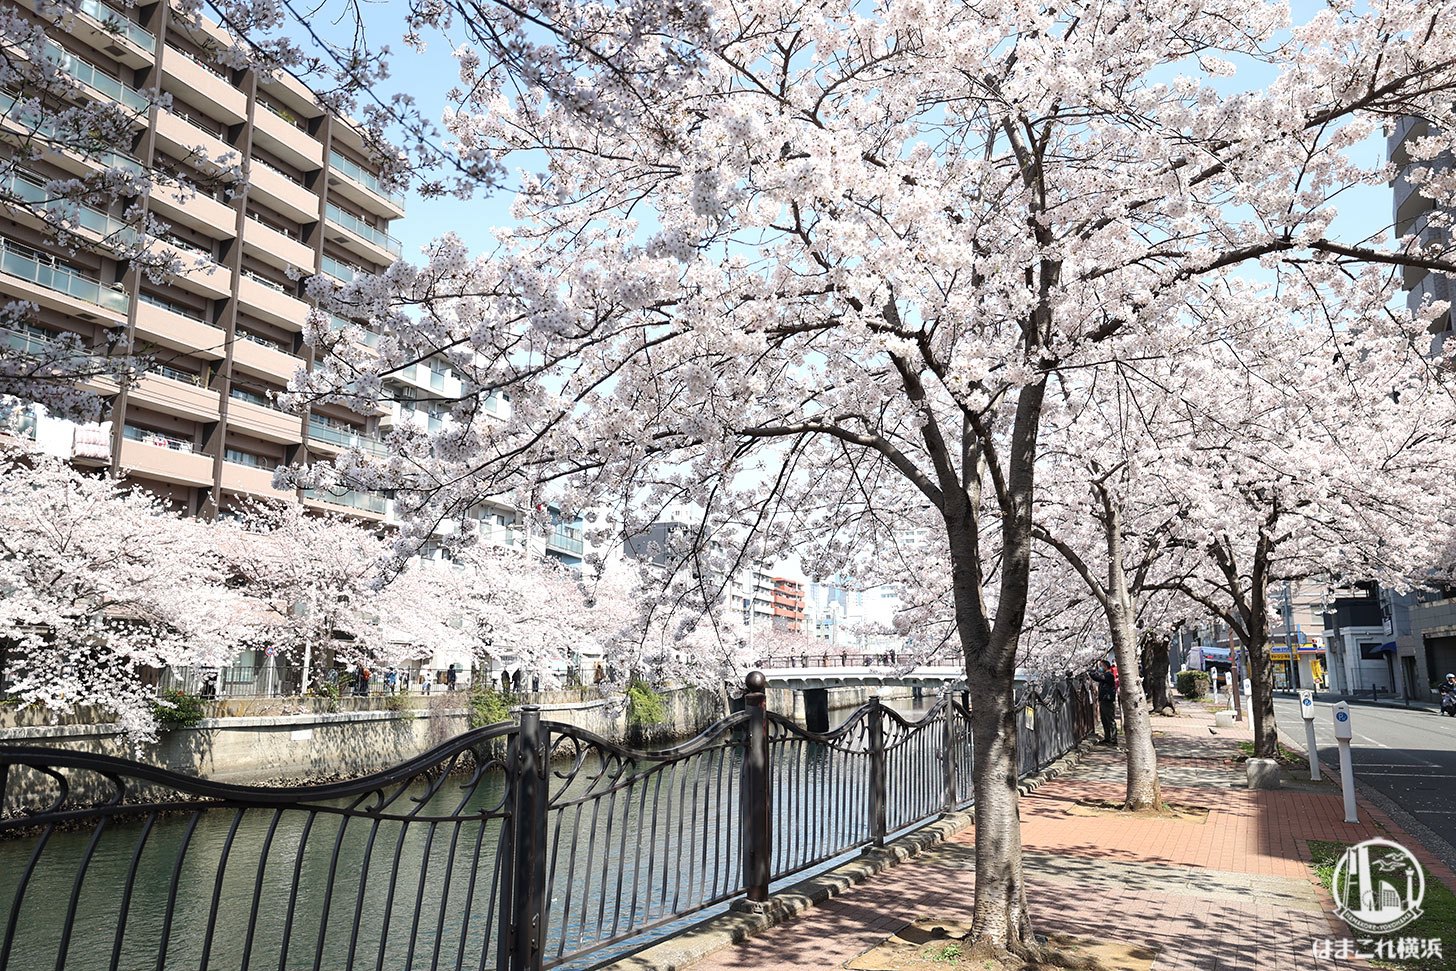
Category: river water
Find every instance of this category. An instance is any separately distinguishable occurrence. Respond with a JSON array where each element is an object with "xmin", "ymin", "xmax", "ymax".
[{"xmin": 0, "ymin": 695, "xmax": 938, "ymax": 971}]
